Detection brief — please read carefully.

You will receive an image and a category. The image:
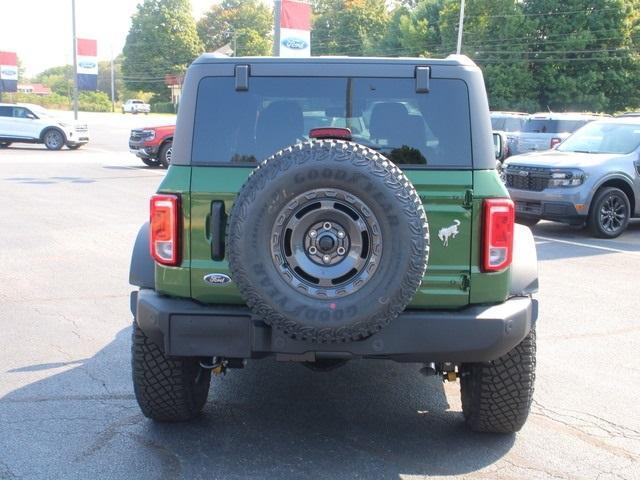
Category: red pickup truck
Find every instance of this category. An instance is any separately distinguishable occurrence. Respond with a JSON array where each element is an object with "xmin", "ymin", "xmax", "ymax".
[{"xmin": 128, "ymin": 124, "xmax": 175, "ymax": 168}]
